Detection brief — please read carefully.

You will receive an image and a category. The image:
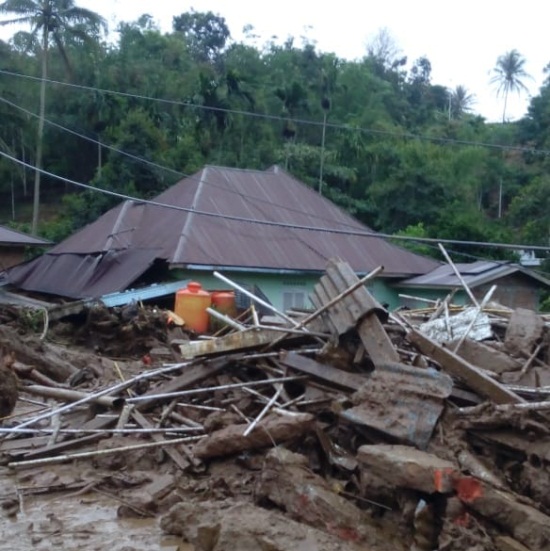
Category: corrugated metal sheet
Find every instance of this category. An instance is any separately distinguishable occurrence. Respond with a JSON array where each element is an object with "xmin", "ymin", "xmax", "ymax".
[
  {"xmin": 0, "ymin": 225, "xmax": 51, "ymax": 246},
  {"xmin": 8, "ymin": 249, "xmax": 158, "ymax": 299},
  {"xmin": 340, "ymin": 363, "xmax": 453, "ymax": 449},
  {"xmin": 400, "ymin": 261, "xmax": 550, "ymax": 289},
  {"xmin": 7, "ymin": 166, "xmax": 440, "ymax": 299}
]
